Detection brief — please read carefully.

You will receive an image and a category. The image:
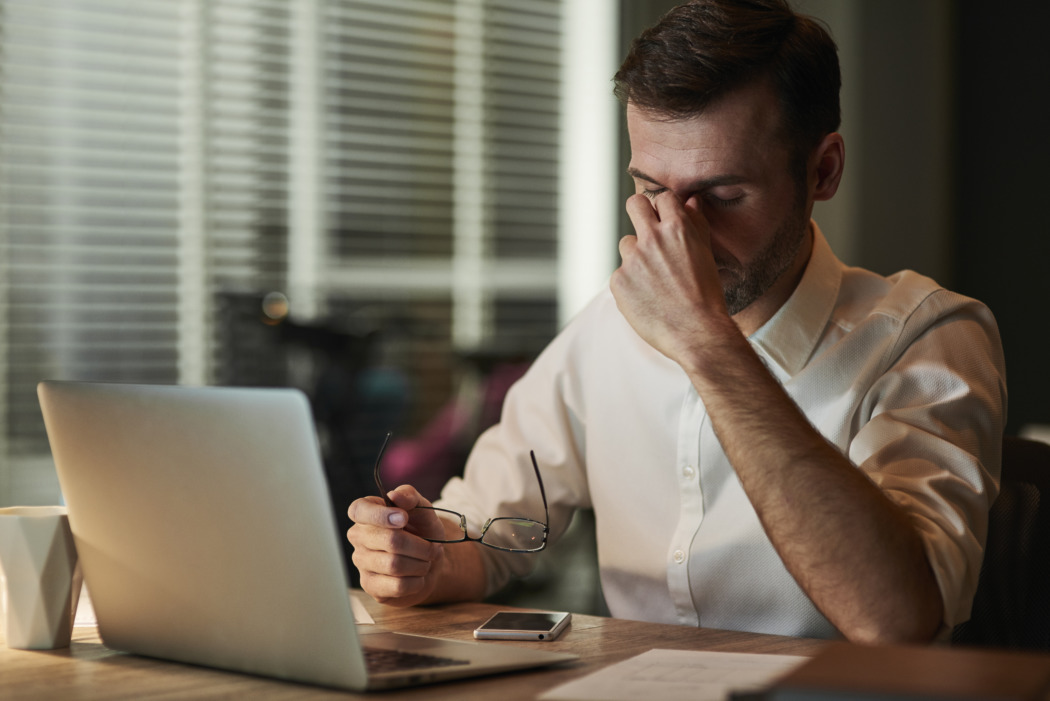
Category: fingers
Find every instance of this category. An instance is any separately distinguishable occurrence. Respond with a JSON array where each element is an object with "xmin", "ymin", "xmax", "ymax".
[
  {"xmin": 679, "ymin": 196, "xmax": 712, "ymax": 248},
  {"xmin": 626, "ymin": 191, "xmax": 658, "ymax": 219},
  {"xmin": 348, "ymin": 485, "xmax": 433, "ymax": 526},
  {"xmin": 348, "ymin": 527, "xmax": 444, "ymax": 603},
  {"xmin": 346, "ymin": 491, "xmax": 447, "ymax": 605},
  {"xmin": 625, "ymin": 193, "xmax": 658, "ymax": 243},
  {"xmin": 347, "ymin": 517, "xmax": 441, "ymax": 560},
  {"xmin": 357, "ymin": 570, "xmax": 430, "ymax": 604},
  {"xmin": 622, "ymin": 190, "xmax": 681, "ymax": 263},
  {"xmin": 625, "ymin": 190, "xmax": 698, "ymax": 242},
  {"xmin": 346, "ymin": 494, "xmax": 443, "ymax": 561},
  {"xmin": 347, "ymin": 522, "xmax": 444, "ymax": 603},
  {"xmin": 350, "ymin": 530, "xmax": 436, "ymax": 579},
  {"xmin": 623, "ymin": 190, "xmax": 714, "ymax": 266},
  {"xmin": 348, "ymin": 495, "xmax": 408, "ymax": 529},
  {"xmin": 385, "ymin": 484, "xmax": 435, "ymax": 510},
  {"xmin": 352, "ymin": 539, "xmax": 445, "ymax": 604},
  {"xmin": 618, "ymin": 232, "xmax": 637, "ymax": 261}
]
